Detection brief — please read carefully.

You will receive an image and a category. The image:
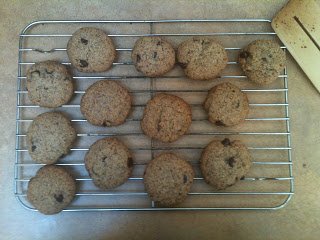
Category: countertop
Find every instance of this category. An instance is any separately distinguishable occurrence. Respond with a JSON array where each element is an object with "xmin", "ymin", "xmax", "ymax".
[{"xmin": 1, "ymin": 1, "xmax": 320, "ymax": 239}]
